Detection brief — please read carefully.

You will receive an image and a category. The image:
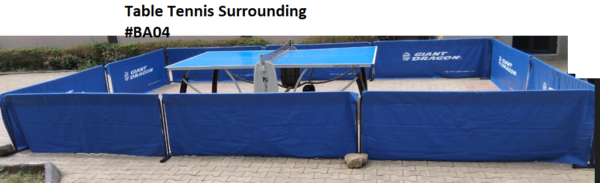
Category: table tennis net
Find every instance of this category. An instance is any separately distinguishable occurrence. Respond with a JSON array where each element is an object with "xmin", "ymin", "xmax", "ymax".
[{"xmin": 260, "ymin": 40, "xmax": 297, "ymax": 63}]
